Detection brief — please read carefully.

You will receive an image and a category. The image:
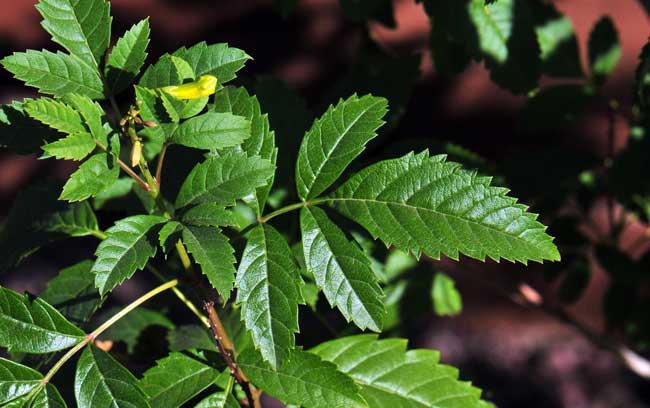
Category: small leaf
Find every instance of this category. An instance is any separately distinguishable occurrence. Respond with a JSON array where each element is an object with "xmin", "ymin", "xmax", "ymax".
[
  {"xmin": 235, "ymin": 224, "xmax": 303, "ymax": 368},
  {"xmin": 0, "ymin": 287, "xmax": 84, "ymax": 354},
  {"xmin": 62, "ymin": 93, "xmax": 108, "ymax": 143},
  {"xmin": 0, "ymin": 100, "xmax": 61, "ymax": 154},
  {"xmin": 139, "ymin": 55, "xmax": 193, "ymax": 89},
  {"xmin": 181, "ymin": 203, "xmax": 240, "ymax": 228},
  {"xmin": 158, "ymin": 221, "xmax": 183, "ymax": 256},
  {"xmin": 532, "ymin": 2, "xmax": 583, "ymax": 78},
  {"xmin": 36, "ymin": 0, "xmax": 112, "ymax": 67},
  {"xmin": 139, "ymin": 351, "xmax": 221, "ymax": 407},
  {"xmin": 172, "ymin": 42, "xmax": 251, "ymax": 84},
  {"xmin": 41, "ymin": 260, "xmax": 102, "ymax": 325},
  {"xmin": 106, "ymin": 19, "xmax": 151, "ymax": 94},
  {"xmin": 98, "ymin": 308, "xmax": 174, "ymax": 354},
  {"xmin": 42, "ymin": 132, "xmax": 95, "ymax": 161},
  {"xmin": 175, "ymin": 152, "xmax": 275, "ymax": 208},
  {"xmin": 238, "ymin": 348, "xmax": 366, "ymax": 408},
  {"xmin": 24, "ymin": 97, "xmax": 86, "ymax": 135},
  {"xmin": 1, "ymin": 50, "xmax": 104, "ymax": 99},
  {"xmin": 171, "ymin": 112, "xmax": 251, "ymax": 150},
  {"xmin": 312, "ymin": 335, "xmax": 488, "ymax": 407},
  {"xmin": 60, "ymin": 153, "xmax": 120, "ymax": 202},
  {"xmin": 301, "ymin": 206, "xmax": 384, "ymax": 331},
  {"xmin": 75, "ymin": 345, "xmax": 150, "ymax": 408},
  {"xmin": 182, "ymin": 225, "xmax": 236, "ymax": 300},
  {"xmin": 167, "ymin": 325, "xmax": 217, "ymax": 352},
  {"xmin": 91, "ymin": 215, "xmax": 167, "ymax": 296},
  {"xmin": 331, "ymin": 151, "xmax": 560, "ymax": 263},
  {"xmin": 296, "ymin": 94, "xmax": 388, "ymax": 200},
  {"xmin": 588, "ymin": 16, "xmax": 621, "ymax": 86},
  {"xmin": 431, "ymin": 272, "xmax": 462, "ymax": 316}
]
